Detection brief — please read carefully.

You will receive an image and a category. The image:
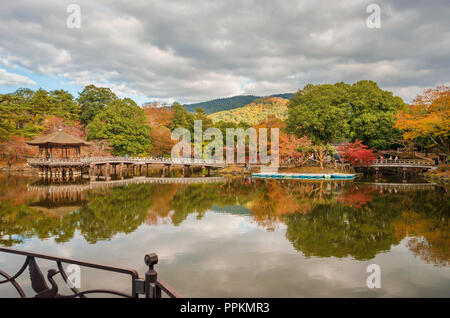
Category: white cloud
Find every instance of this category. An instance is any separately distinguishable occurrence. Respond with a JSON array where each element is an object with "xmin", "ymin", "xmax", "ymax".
[
  {"xmin": 0, "ymin": 0, "xmax": 449, "ymax": 102},
  {"xmin": 0, "ymin": 68, "xmax": 36, "ymax": 86}
]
